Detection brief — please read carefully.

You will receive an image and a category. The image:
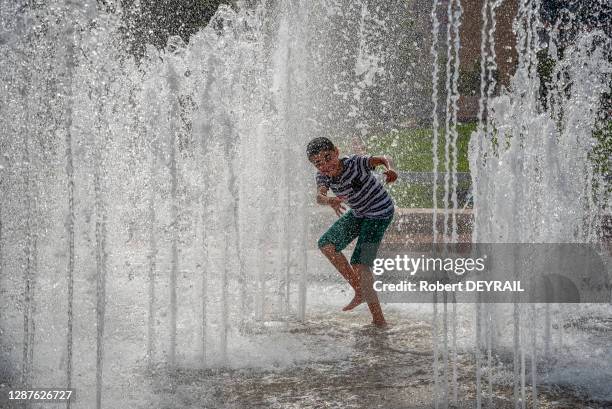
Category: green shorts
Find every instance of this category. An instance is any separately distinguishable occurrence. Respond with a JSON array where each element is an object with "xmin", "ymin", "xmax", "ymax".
[{"xmin": 317, "ymin": 210, "xmax": 393, "ymax": 266}]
